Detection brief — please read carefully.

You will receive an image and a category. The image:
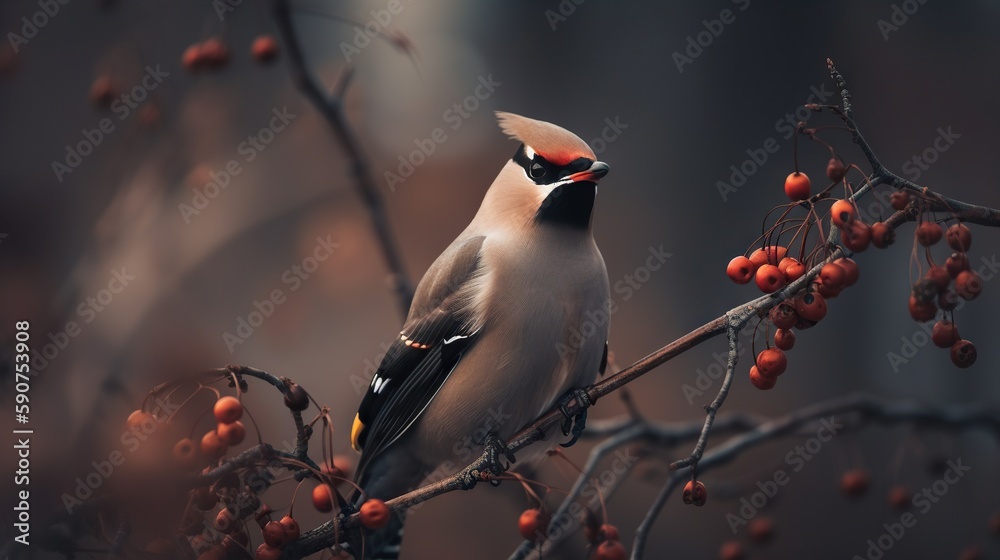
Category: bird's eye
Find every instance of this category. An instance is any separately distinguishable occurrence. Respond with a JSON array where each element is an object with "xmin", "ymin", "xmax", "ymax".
[{"xmin": 529, "ymin": 162, "xmax": 546, "ymax": 179}]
